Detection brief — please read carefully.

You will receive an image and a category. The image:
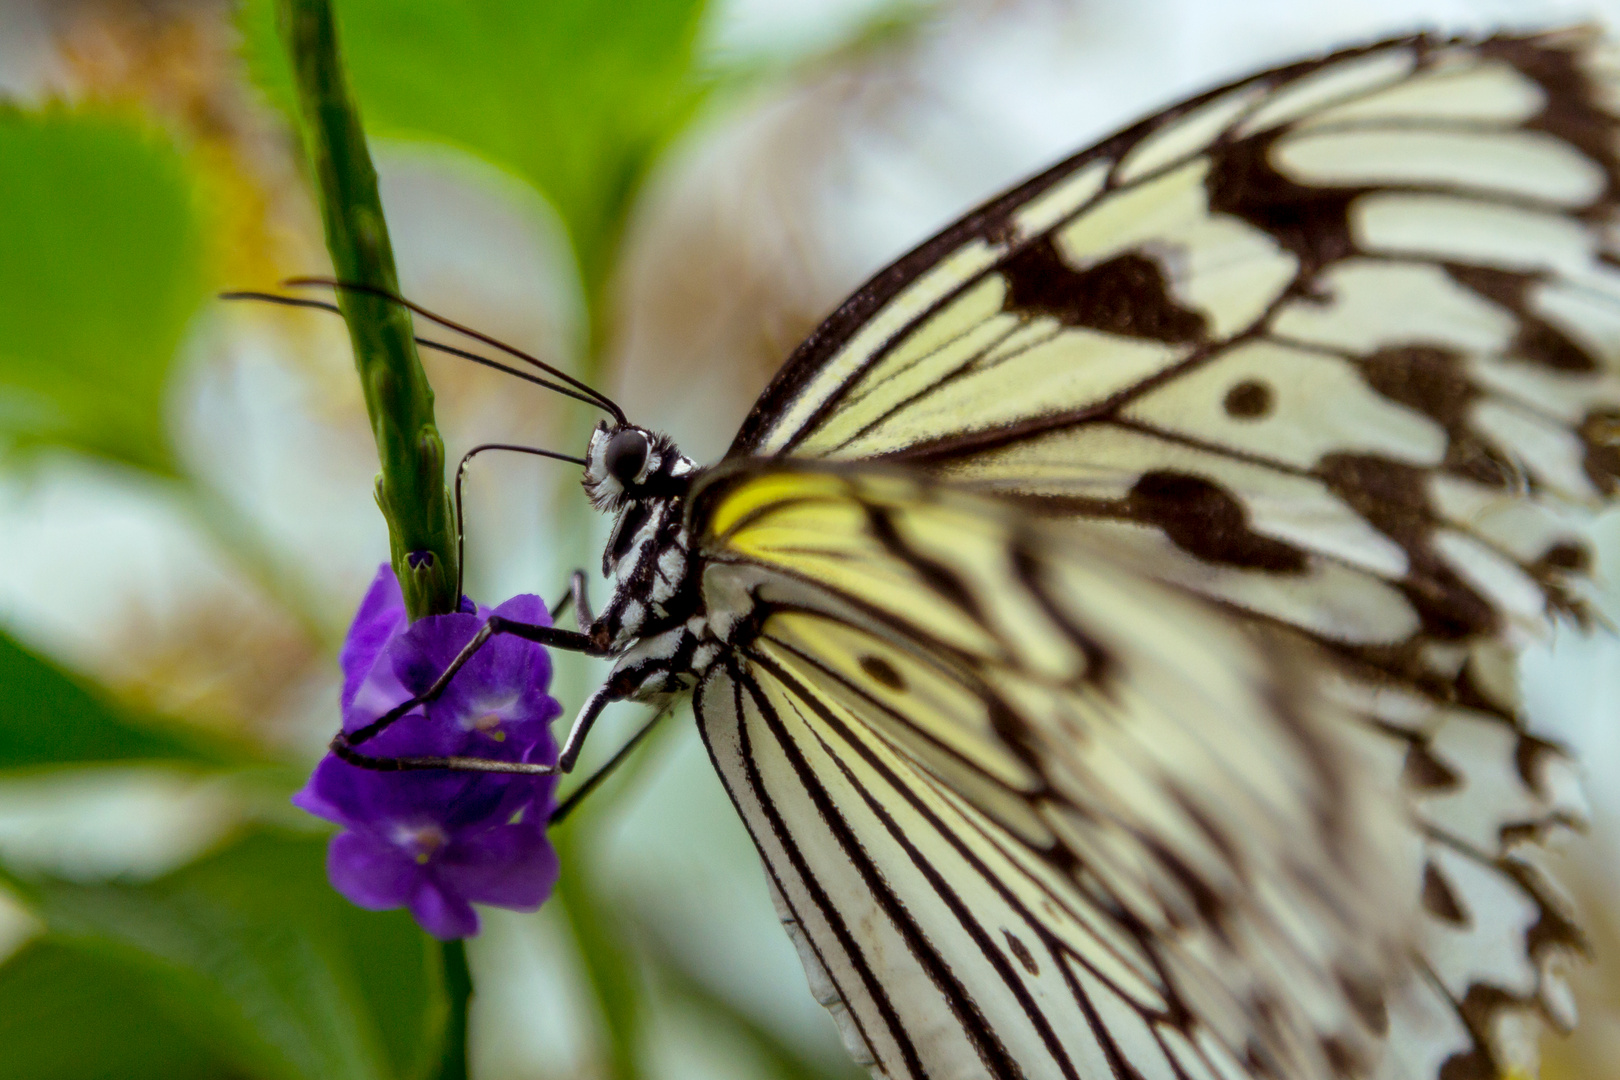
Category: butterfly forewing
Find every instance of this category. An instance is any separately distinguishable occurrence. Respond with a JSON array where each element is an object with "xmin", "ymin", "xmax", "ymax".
[{"xmin": 693, "ymin": 466, "xmax": 1408, "ymax": 1080}]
